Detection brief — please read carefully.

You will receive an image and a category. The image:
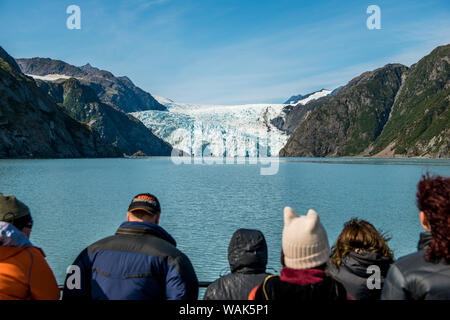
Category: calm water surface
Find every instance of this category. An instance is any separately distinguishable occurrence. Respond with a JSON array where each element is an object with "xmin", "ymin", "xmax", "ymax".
[{"xmin": 0, "ymin": 157, "xmax": 449, "ymax": 294}]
